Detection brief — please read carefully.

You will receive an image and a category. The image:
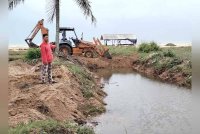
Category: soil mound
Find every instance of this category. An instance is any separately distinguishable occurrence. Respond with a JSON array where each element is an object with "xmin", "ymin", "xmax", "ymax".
[{"xmin": 9, "ymin": 60, "xmax": 105, "ymax": 127}]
